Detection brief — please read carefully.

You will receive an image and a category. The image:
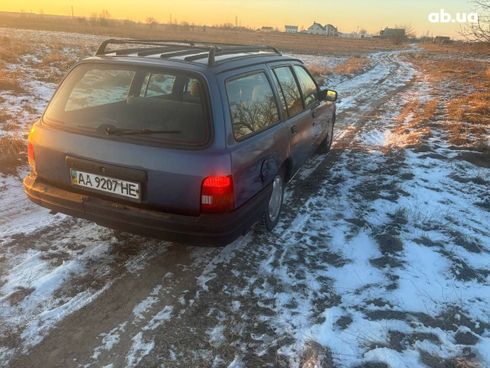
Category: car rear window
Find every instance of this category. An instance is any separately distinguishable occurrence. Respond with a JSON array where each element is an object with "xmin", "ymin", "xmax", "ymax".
[
  {"xmin": 226, "ymin": 72, "xmax": 280, "ymax": 140},
  {"xmin": 44, "ymin": 64, "xmax": 210, "ymax": 146}
]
